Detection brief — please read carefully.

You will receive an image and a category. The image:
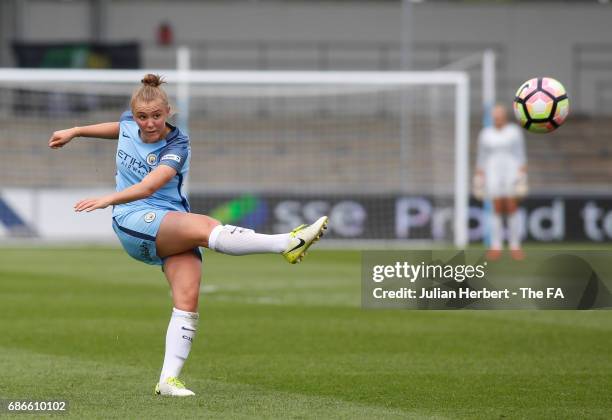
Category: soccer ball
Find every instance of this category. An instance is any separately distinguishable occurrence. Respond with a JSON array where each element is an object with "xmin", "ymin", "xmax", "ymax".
[{"xmin": 513, "ymin": 77, "xmax": 569, "ymax": 133}]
